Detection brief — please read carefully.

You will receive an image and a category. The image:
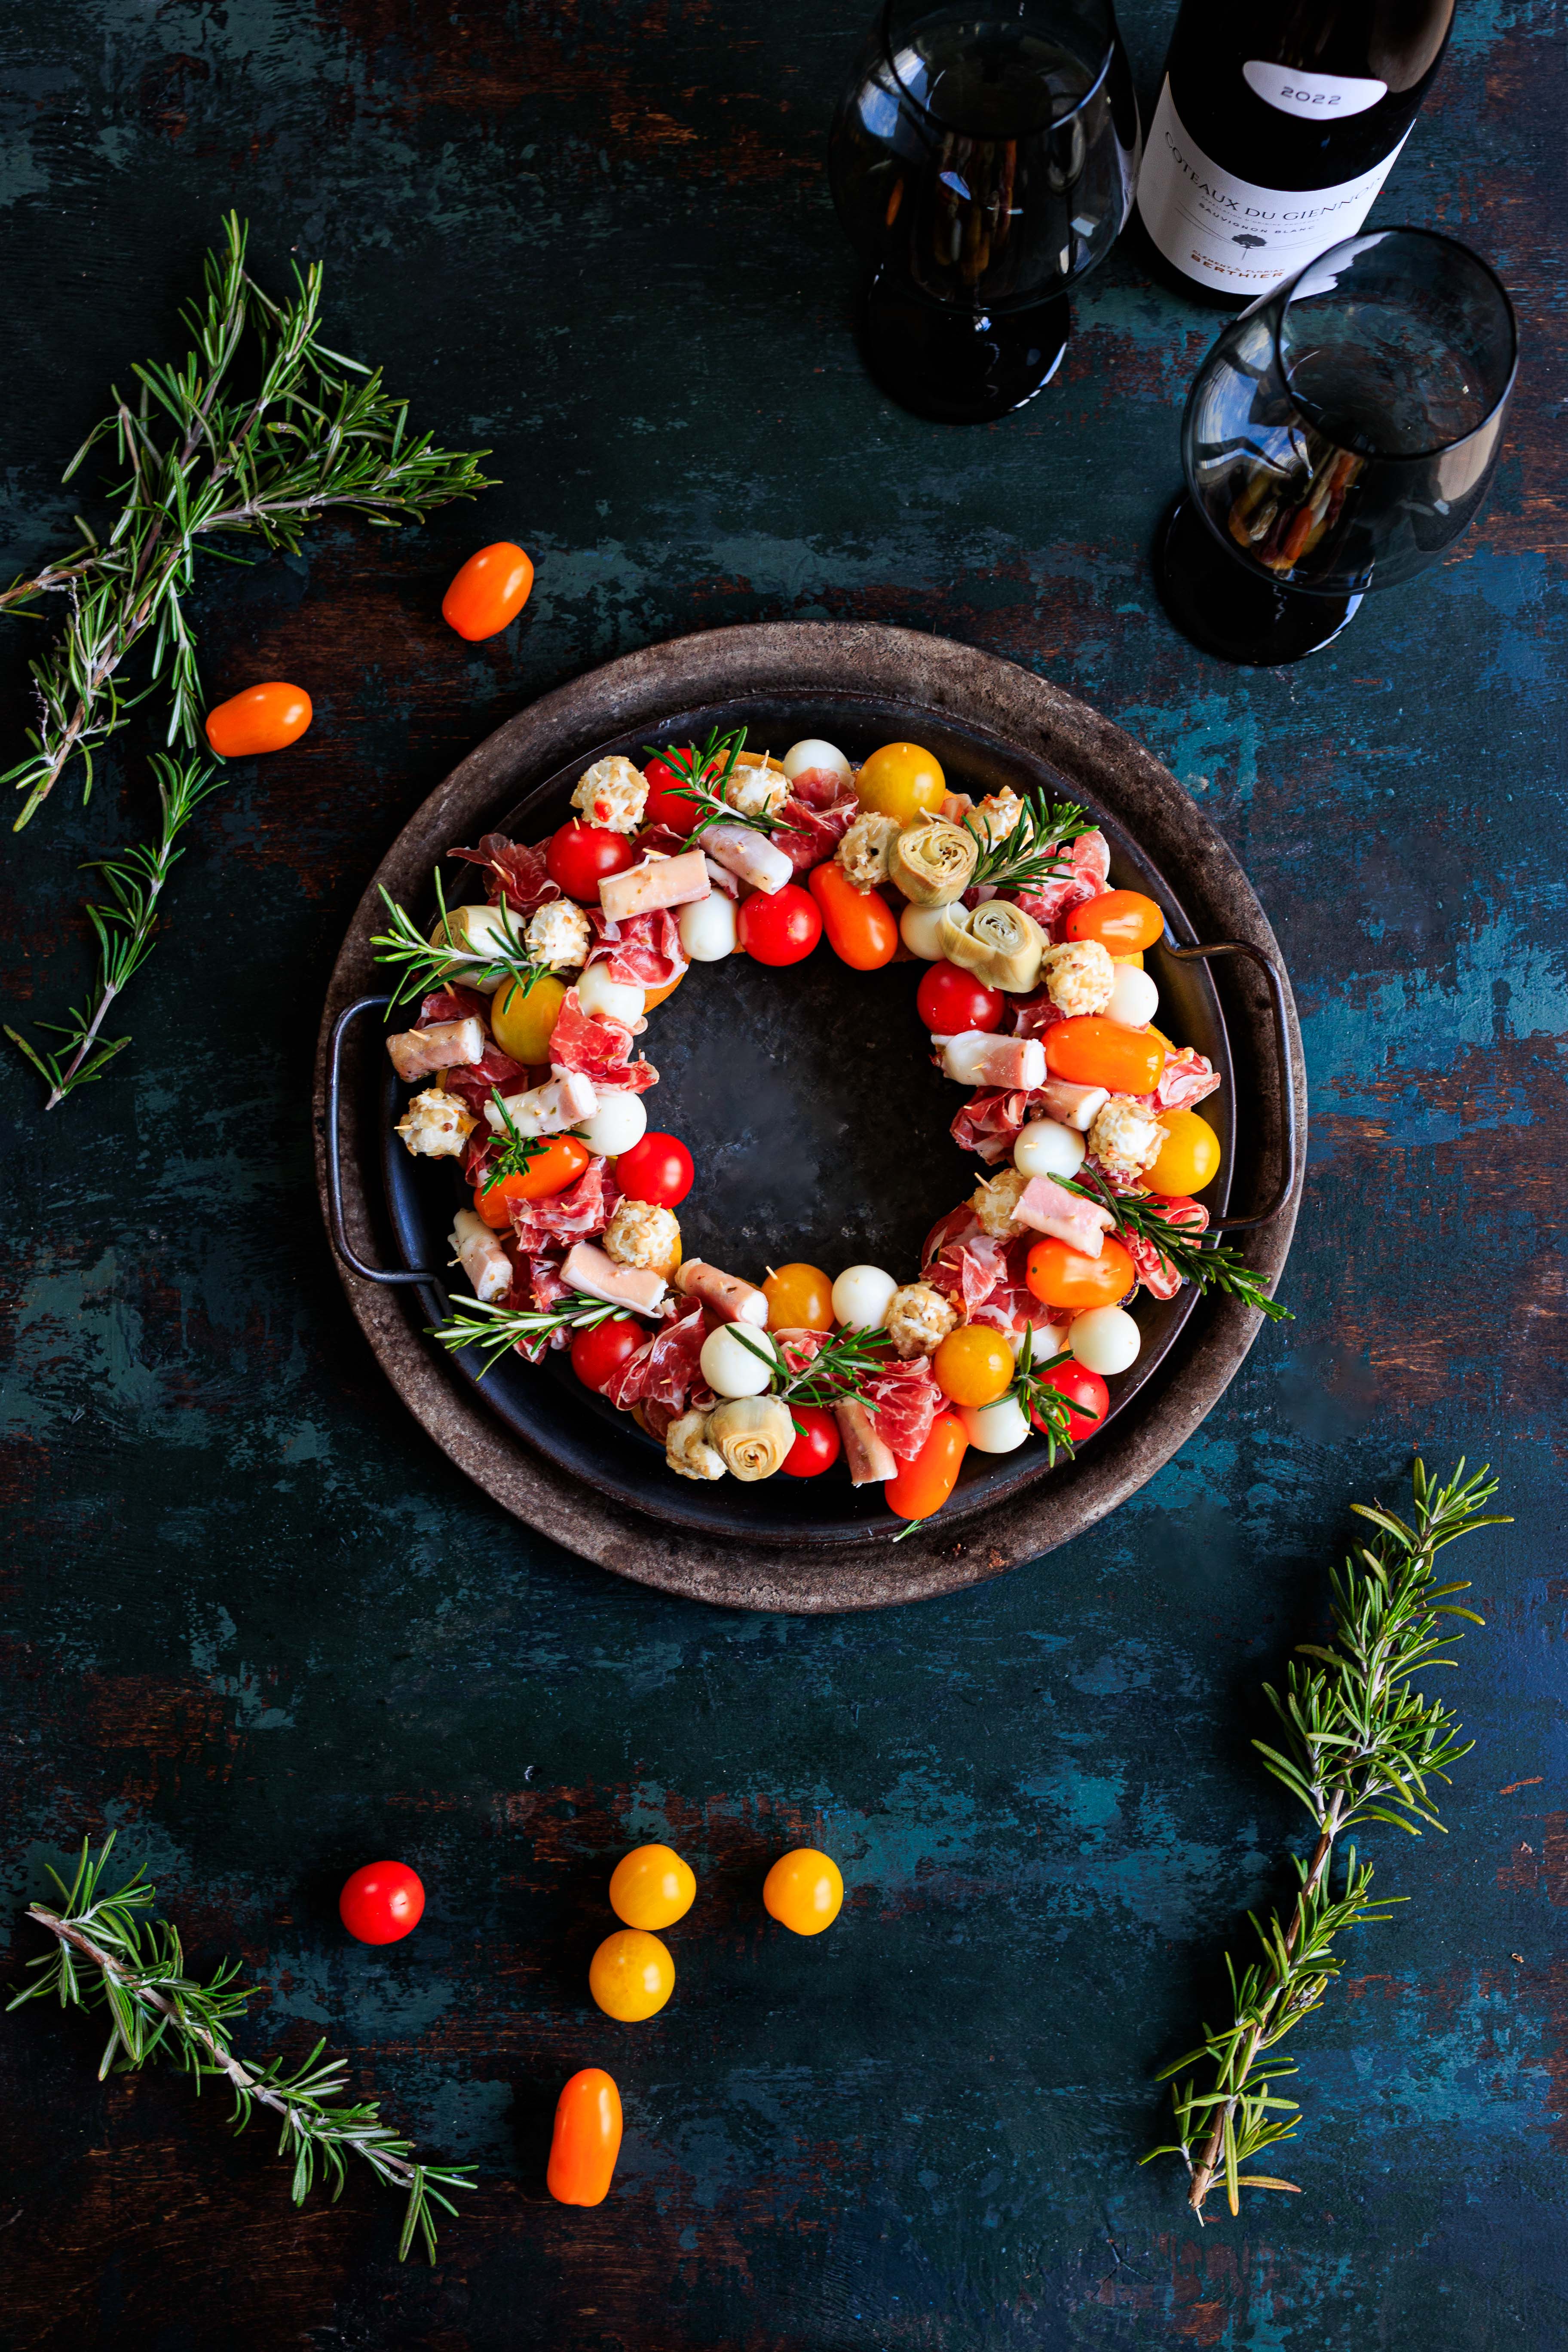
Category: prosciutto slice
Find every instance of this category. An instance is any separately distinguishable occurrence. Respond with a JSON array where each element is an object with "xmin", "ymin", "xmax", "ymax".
[
  {"xmin": 604, "ymin": 1302, "xmax": 707, "ymax": 1414},
  {"xmin": 1014, "ymin": 829, "xmax": 1112, "ymax": 935},
  {"xmin": 935, "ymin": 1032, "xmax": 1046, "ymax": 1089},
  {"xmin": 861, "ymin": 1358, "xmax": 940, "ymax": 1464},
  {"xmin": 548, "ymin": 989, "xmax": 659, "ymax": 1094},
  {"xmin": 450, "ymin": 834, "xmax": 559, "ymax": 916},
  {"xmin": 443, "ymin": 1041, "xmax": 532, "ymax": 1117},
  {"xmin": 1009, "ymin": 988, "xmax": 1065, "ymax": 1043},
  {"xmin": 836, "ymin": 1399, "xmax": 897, "ymax": 1486},
  {"xmin": 1122, "ymin": 1196, "xmax": 1208, "ymax": 1300},
  {"xmin": 386, "ymin": 1018, "xmax": 486, "ymax": 1082},
  {"xmin": 1011, "ymin": 1175, "xmax": 1114, "ymax": 1256},
  {"xmin": 1152, "ymin": 1047, "xmax": 1222, "ymax": 1114},
  {"xmin": 950, "ymin": 1087, "xmax": 1032, "ymax": 1164},
  {"xmin": 416, "ymin": 983, "xmax": 490, "ymax": 1029},
  {"xmin": 770, "ymin": 787, "xmax": 858, "ymax": 874},
  {"xmin": 585, "ymin": 907, "xmax": 689, "ymax": 992},
  {"xmin": 506, "ymin": 1160, "xmax": 619, "ymax": 1253}
]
